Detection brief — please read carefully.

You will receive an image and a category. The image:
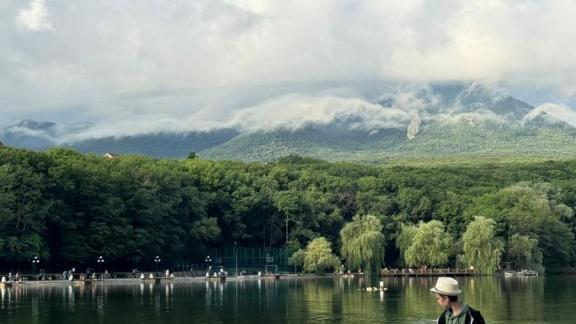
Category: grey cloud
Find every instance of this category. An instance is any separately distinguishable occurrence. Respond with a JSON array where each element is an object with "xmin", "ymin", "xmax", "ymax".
[
  {"xmin": 61, "ymin": 91, "xmax": 412, "ymax": 141},
  {"xmin": 523, "ymin": 103, "xmax": 576, "ymax": 127},
  {"xmin": 2, "ymin": 0, "xmax": 576, "ymax": 133},
  {"xmin": 432, "ymin": 111, "xmax": 506, "ymax": 126},
  {"xmin": 230, "ymin": 94, "xmax": 410, "ymax": 132}
]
